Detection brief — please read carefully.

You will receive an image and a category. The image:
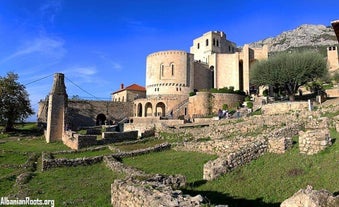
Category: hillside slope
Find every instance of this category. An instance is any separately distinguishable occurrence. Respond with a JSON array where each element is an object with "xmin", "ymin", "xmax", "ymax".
[{"xmin": 249, "ymin": 24, "xmax": 338, "ymax": 52}]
